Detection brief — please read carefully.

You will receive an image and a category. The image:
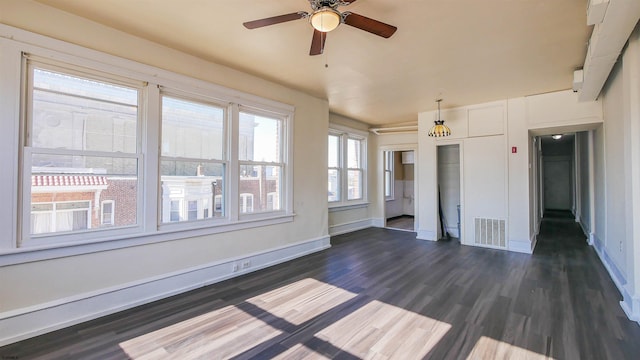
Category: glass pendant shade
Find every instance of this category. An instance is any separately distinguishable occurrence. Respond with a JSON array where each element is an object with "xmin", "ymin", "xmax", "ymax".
[
  {"xmin": 428, "ymin": 120, "xmax": 451, "ymax": 137},
  {"xmin": 310, "ymin": 7, "xmax": 341, "ymax": 32},
  {"xmin": 428, "ymin": 99, "xmax": 451, "ymax": 137}
]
